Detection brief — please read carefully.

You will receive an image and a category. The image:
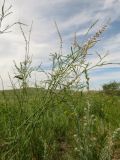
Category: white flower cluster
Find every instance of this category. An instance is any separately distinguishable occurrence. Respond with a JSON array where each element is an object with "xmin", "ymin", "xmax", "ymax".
[{"xmin": 112, "ymin": 128, "xmax": 120, "ymax": 140}]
